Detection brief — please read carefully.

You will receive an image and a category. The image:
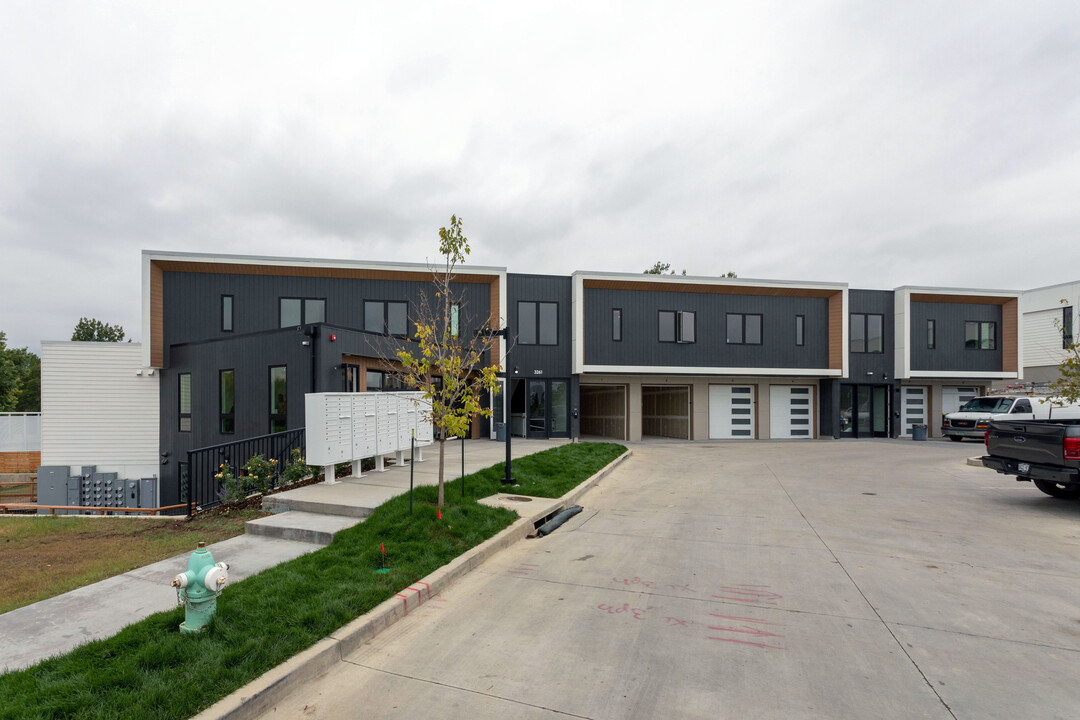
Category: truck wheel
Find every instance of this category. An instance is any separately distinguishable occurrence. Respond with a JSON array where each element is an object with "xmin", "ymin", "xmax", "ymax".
[
  {"xmin": 1033, "ymin": 479, "xmax": 1080, "ymax": 500},
  {"xmin": 948, "ymin": 435, "xmax": 963, "ymax": 442}
]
